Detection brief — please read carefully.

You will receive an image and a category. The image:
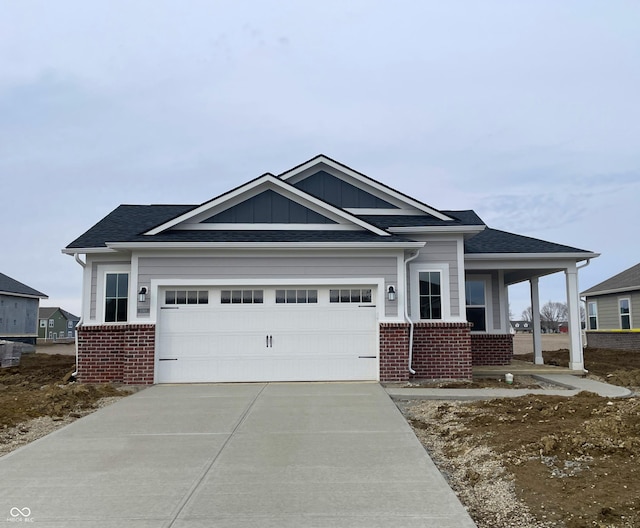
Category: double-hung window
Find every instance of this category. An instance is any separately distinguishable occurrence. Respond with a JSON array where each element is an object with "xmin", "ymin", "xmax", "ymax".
[
  {"xmin": 465, "ymin": 280, "xmax": 486, "ymax": 331},
  {"xmin": 418, "ymin": 271, "xmax": 442, "ymax": 320},
  {"xmin": 105, "ymin": 273, "xmax": 129, "ymax": 322},
  {"xmin": 619, "ymin": 298, "xmax": 631, "ymax": 330},
  {"xmin": 588, "ymin": 301, "xmax": 598, "ymax": 330}
]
